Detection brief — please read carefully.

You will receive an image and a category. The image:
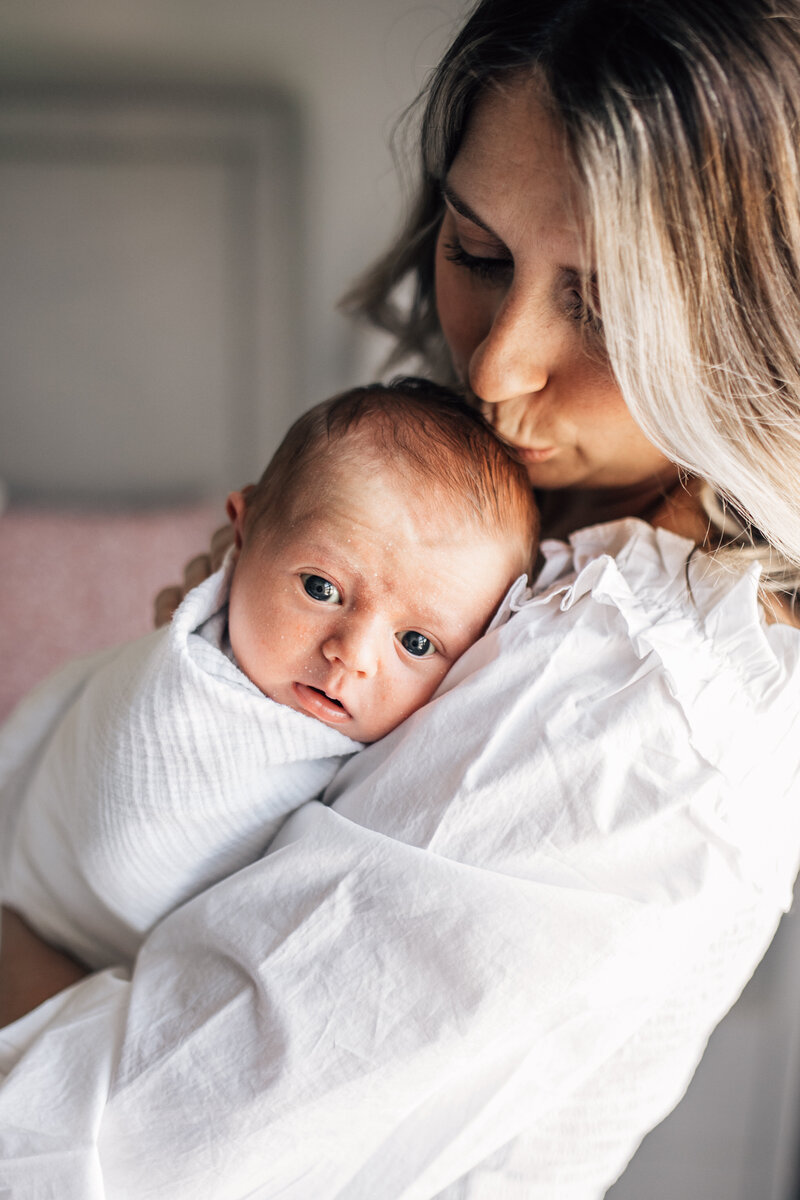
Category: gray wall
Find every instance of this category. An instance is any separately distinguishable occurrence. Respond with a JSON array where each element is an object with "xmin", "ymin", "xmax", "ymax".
[{"xmin": 0, "ymin": 0, "xmax": 468, "ymax": 501}]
